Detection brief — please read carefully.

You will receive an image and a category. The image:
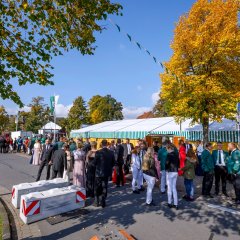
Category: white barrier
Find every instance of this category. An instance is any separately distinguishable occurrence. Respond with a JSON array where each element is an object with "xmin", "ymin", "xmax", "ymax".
[
  {"xmin": 19, "ymin": 185, "xmax": 86, "ymax": 224},
  {"xmin": 12, "ymin": 178, "xmax": 69, "ymax": 208}
]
